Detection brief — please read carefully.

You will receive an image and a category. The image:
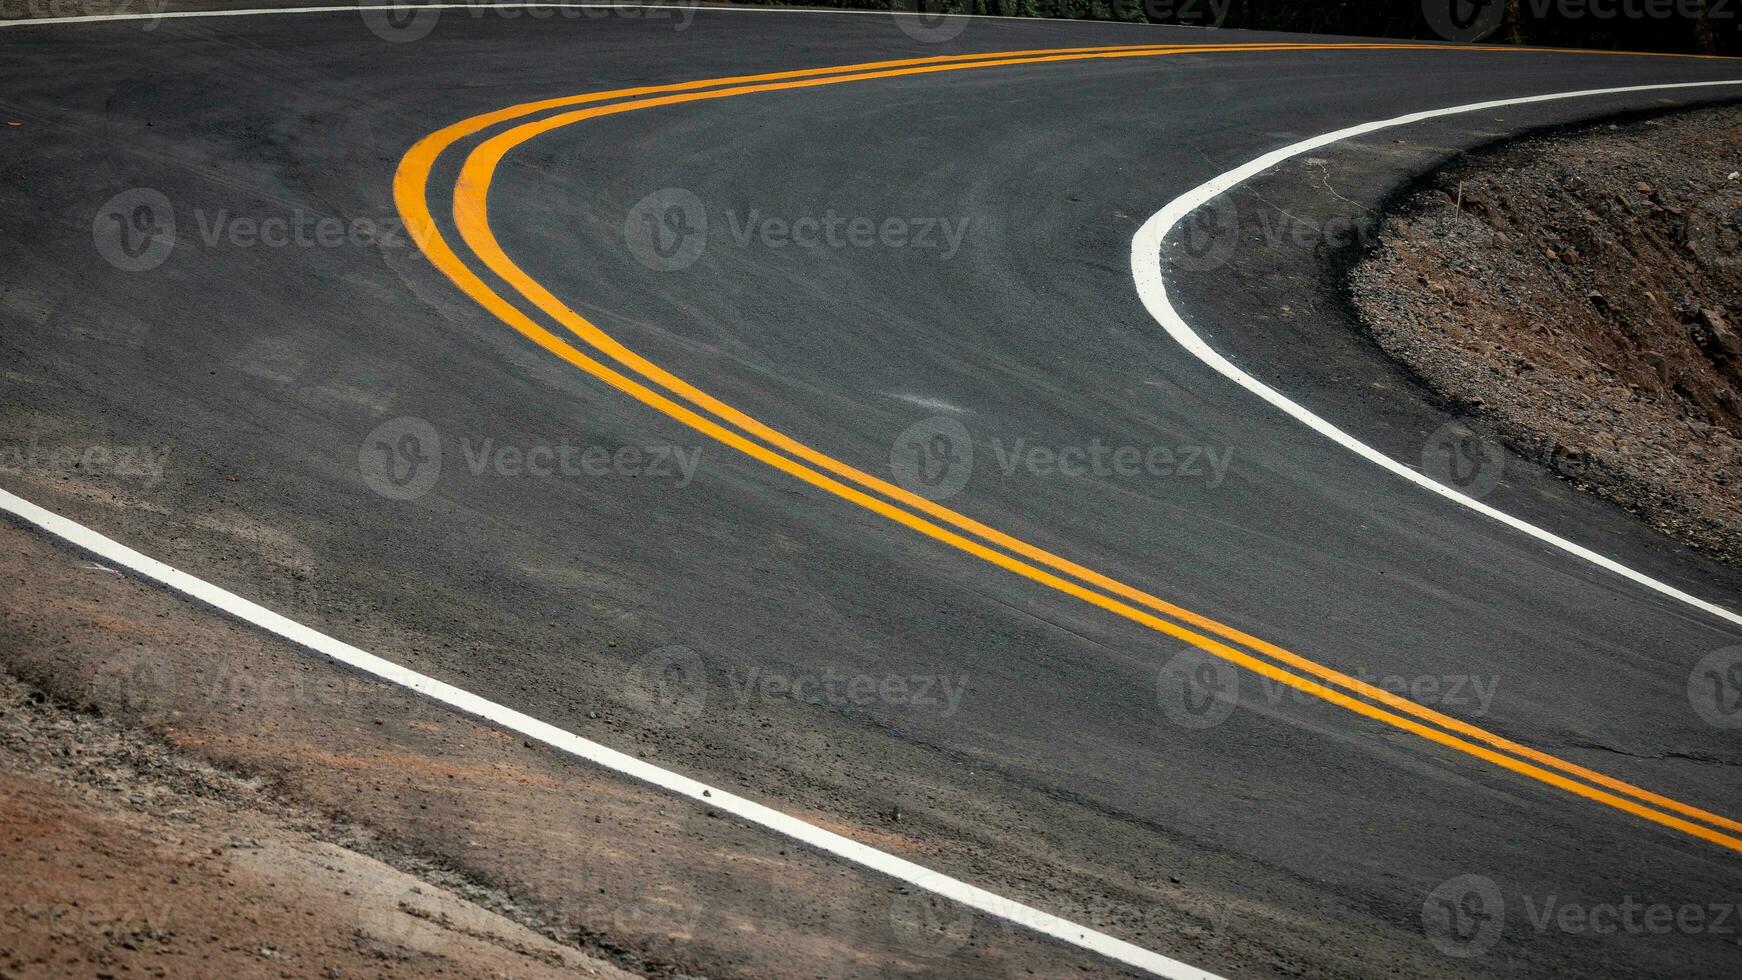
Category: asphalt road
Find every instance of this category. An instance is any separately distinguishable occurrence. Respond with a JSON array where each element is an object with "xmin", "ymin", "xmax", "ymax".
[{"xmin": 3, "ymin": 6, "xmax": 1741, "ymax": 977}]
